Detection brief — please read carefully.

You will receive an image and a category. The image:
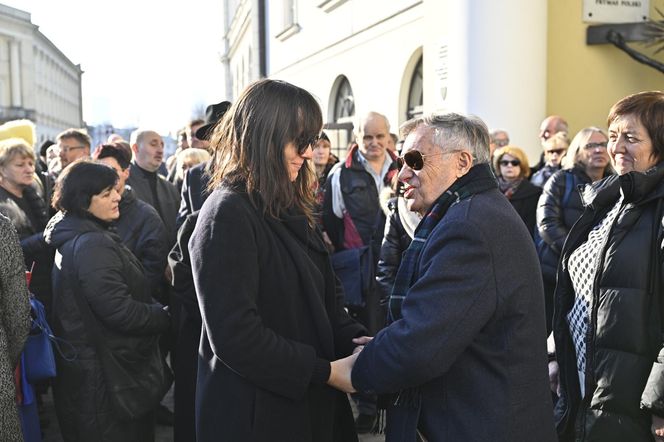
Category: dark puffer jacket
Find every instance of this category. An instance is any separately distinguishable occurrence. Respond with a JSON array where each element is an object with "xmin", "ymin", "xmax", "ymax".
[
  {"xmin": 375, "ymin": 197, "xmax": 415, "ymax": 322},
  {"xmin": 553, "ymin": 163, "xmax": 664, "ymax": 441},
  {"xmin": 0, "ymin": 185, "xmax": 54, "ymax": 313},
  {"xmin": 115, "ymin": 185, "xmax": 169, "ymax": 296},
  {"xmin": 44, "ymin": 212, "xmax": 170, "ymax": 441},
  {"xmin": 537, "ymin": 166, "xmax": 610, "ymax": 283}
]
